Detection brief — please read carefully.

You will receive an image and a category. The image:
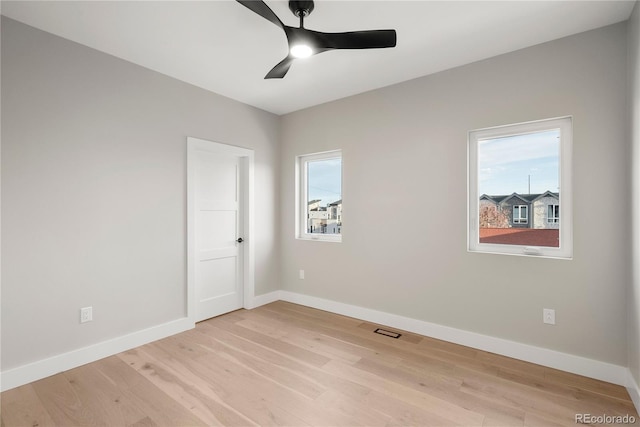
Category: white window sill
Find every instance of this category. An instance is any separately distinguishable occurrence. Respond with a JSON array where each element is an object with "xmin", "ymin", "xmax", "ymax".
[{"xmin": 297, "ymin": 235, "xmax": 342, "ymax": 243}]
